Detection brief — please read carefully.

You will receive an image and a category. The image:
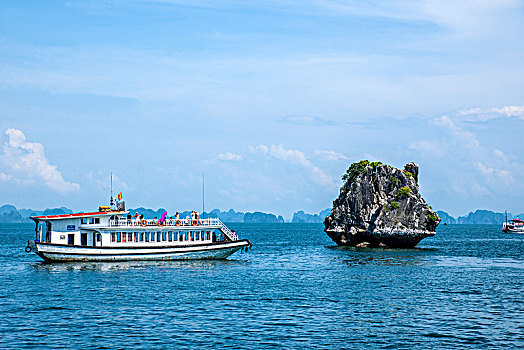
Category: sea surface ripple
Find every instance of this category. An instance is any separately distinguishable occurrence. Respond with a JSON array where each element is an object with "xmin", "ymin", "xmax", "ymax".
[{"xmin": 0, "ymin": 223, "xmax": 523, "ymax": 349}]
